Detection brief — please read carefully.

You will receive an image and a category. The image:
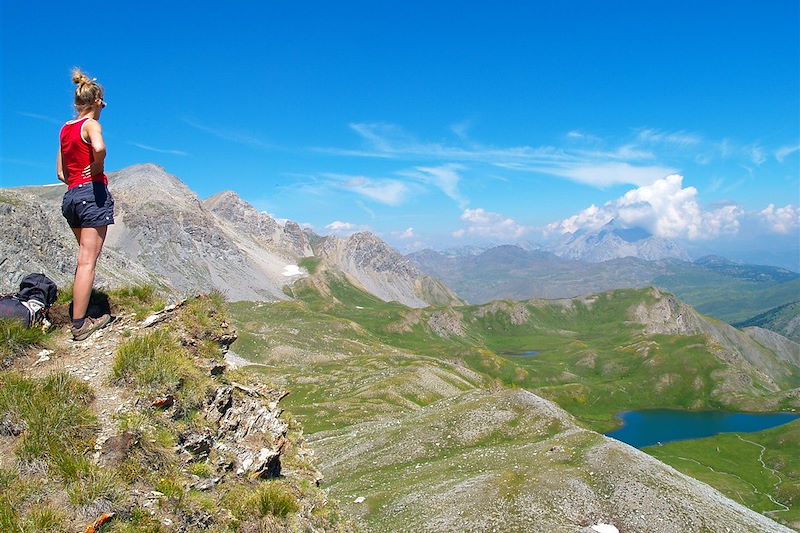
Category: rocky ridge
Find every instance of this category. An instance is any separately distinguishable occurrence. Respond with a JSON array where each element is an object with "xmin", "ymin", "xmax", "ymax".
[
  {"xmin": 316, "ymin": 231, "xmax": 462, "ymax": 308},
  {"xmin": 1, "ymin": 164, "xmax": 454, "ymax": 308},
  {"xmin": 1, "ymin": 293, "xmax": 348, "ymax": 531}
]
